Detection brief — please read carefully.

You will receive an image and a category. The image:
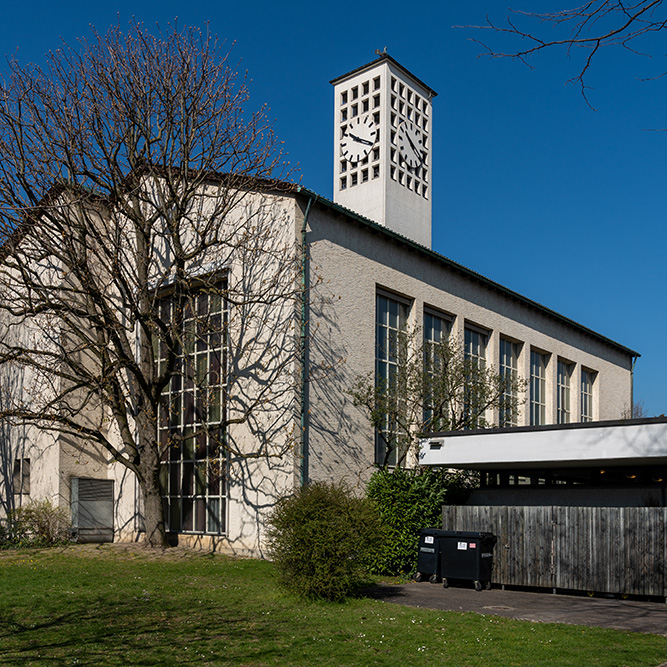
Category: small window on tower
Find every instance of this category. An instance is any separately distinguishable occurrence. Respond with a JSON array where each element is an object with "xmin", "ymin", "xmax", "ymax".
[
  {"xmin": 351, "ymin": 172, "xmax": 358, "ymax": 186},
  {"xmin": 362, "ymin": 169, "xmax": 369, "ymax": 182},
  {"xmin": 407, "ymin": 91, "xmax": 413, "ymax": 104},
  {"xmin": 373, "ymin": 94, "xmax": 380, "ymax": 108},
  {"xmin": 340, "ymin": 108, "xmax": 347, "ymax": 122},
  {"xmin": 362, "ymin": 81, "xmax": 369, "ymax": 95},
  {"xmin": 373, "ymin": 76, "xmax": 380, "ymax": 90},
  {"xmin": 399, "ymin": 83, "xmax": 405, "ymax": 97},
  {"xmin": 352, "ymin": 86, "xmax": 358, "ymax": 99},
  {"xmin": 373, "ymin": 148, "xmax": 380, "ymax": 161},
  {"xmin": 362, "ymin": 99, "xmax": 369, "ymax": 113},
  {"xmin": 341, "ymin": 91, "xmax": 348, "ymax": 105},
  {"xmin": 373, "ymin": 165, "xmax": 380, "ymax": 179},
  {"xmin": 391, "ymin": 77, "xmax": 396, "ymax": 91},
  {"xmin": 340, "ymin": 160, "xmax": 347, "ymax": 174},
  {"xmin": 340, "ymin": 176, "xmax": 347, "ymax": 190},
  {"xmin": 373, "ymin": 112, "xmax": 380, "ymax": 125},
  {"xmin": 390, "ymin": 166, "xmax": 397, "ymax": 180},
  {"xmin": 351, "ymin": 104, "xmax": 358, "ymax": 117}
]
